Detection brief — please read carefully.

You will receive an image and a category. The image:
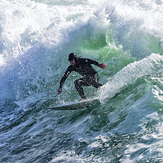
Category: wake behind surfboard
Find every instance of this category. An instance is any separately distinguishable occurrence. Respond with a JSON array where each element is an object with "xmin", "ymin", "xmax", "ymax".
[{"xmin": 47, "ymin": 98, "xmax": 100, "ymax": 110}]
